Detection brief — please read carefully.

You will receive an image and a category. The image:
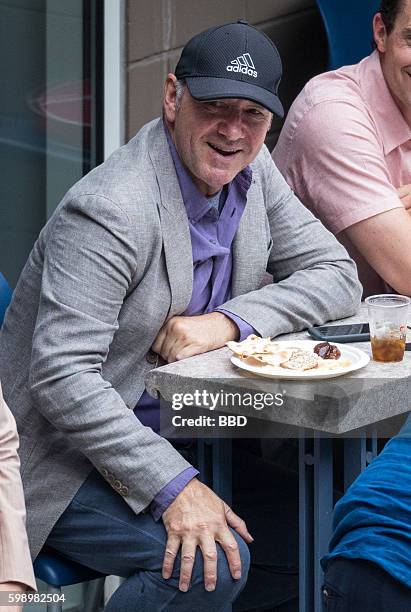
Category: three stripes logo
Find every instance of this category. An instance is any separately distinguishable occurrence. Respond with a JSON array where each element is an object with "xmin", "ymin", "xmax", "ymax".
[{"xmin": 226, "ymin": 53, "xmax": 257, "ymax": 78}]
